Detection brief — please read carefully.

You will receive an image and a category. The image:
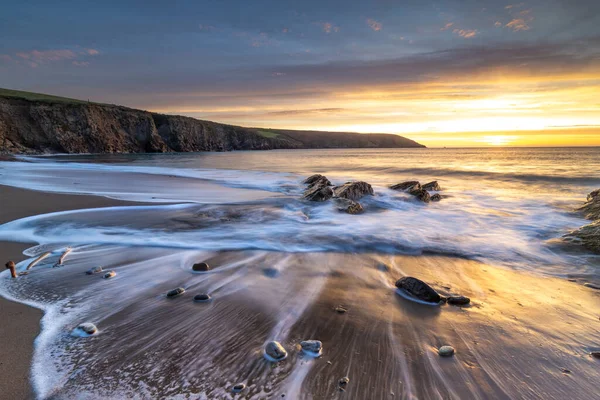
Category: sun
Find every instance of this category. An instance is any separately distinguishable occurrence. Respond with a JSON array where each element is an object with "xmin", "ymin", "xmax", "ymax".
[{"xmin": 482, "ymin": 135, "xmax": 516, "ymax": 146}]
